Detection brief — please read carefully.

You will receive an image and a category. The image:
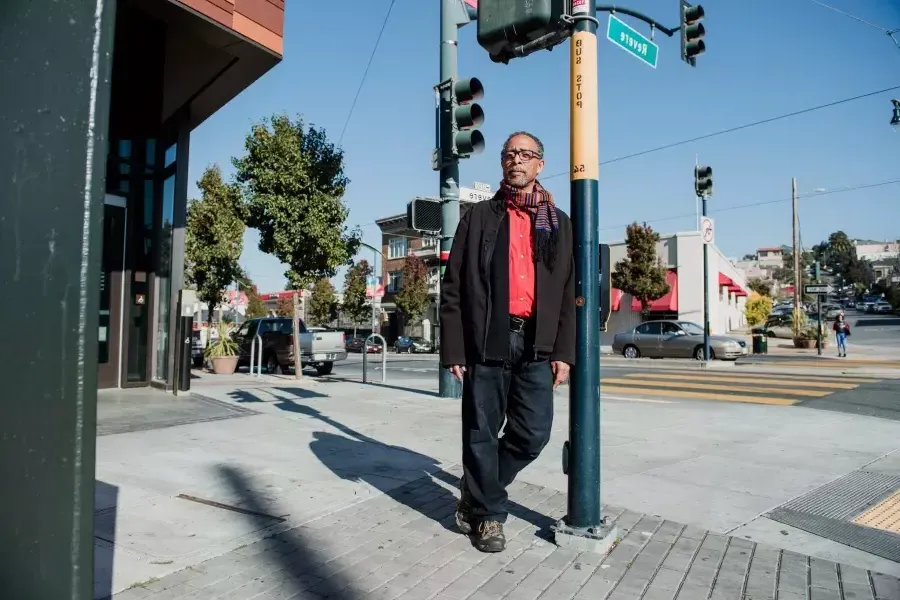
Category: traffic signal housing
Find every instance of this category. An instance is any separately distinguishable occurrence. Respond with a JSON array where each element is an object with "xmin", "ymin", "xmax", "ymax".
[
  {"xmin": 476, "ymin": 0, "xmax": 568, "ymax": 63},
  {"xmin": 694, "ymin": 165, "xmax": 713, "ymax": 198},
  {"xmin": 407, "ymin": 197, "xmax": 442, "ymax": 234},
  {"xmin": 451, "ymin": 77, "xmax": 485, "ymax": 158},
  {"xmin": 600, "ymin": 243, "xmax": 612, "ymax": 332},
  {"xmin": 680, "ymin": 0, "xmax": 705, "ymax": 66},
  {"xmin": 891, "ymin": 99, "xmax": 900, "ymax": 126}
]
